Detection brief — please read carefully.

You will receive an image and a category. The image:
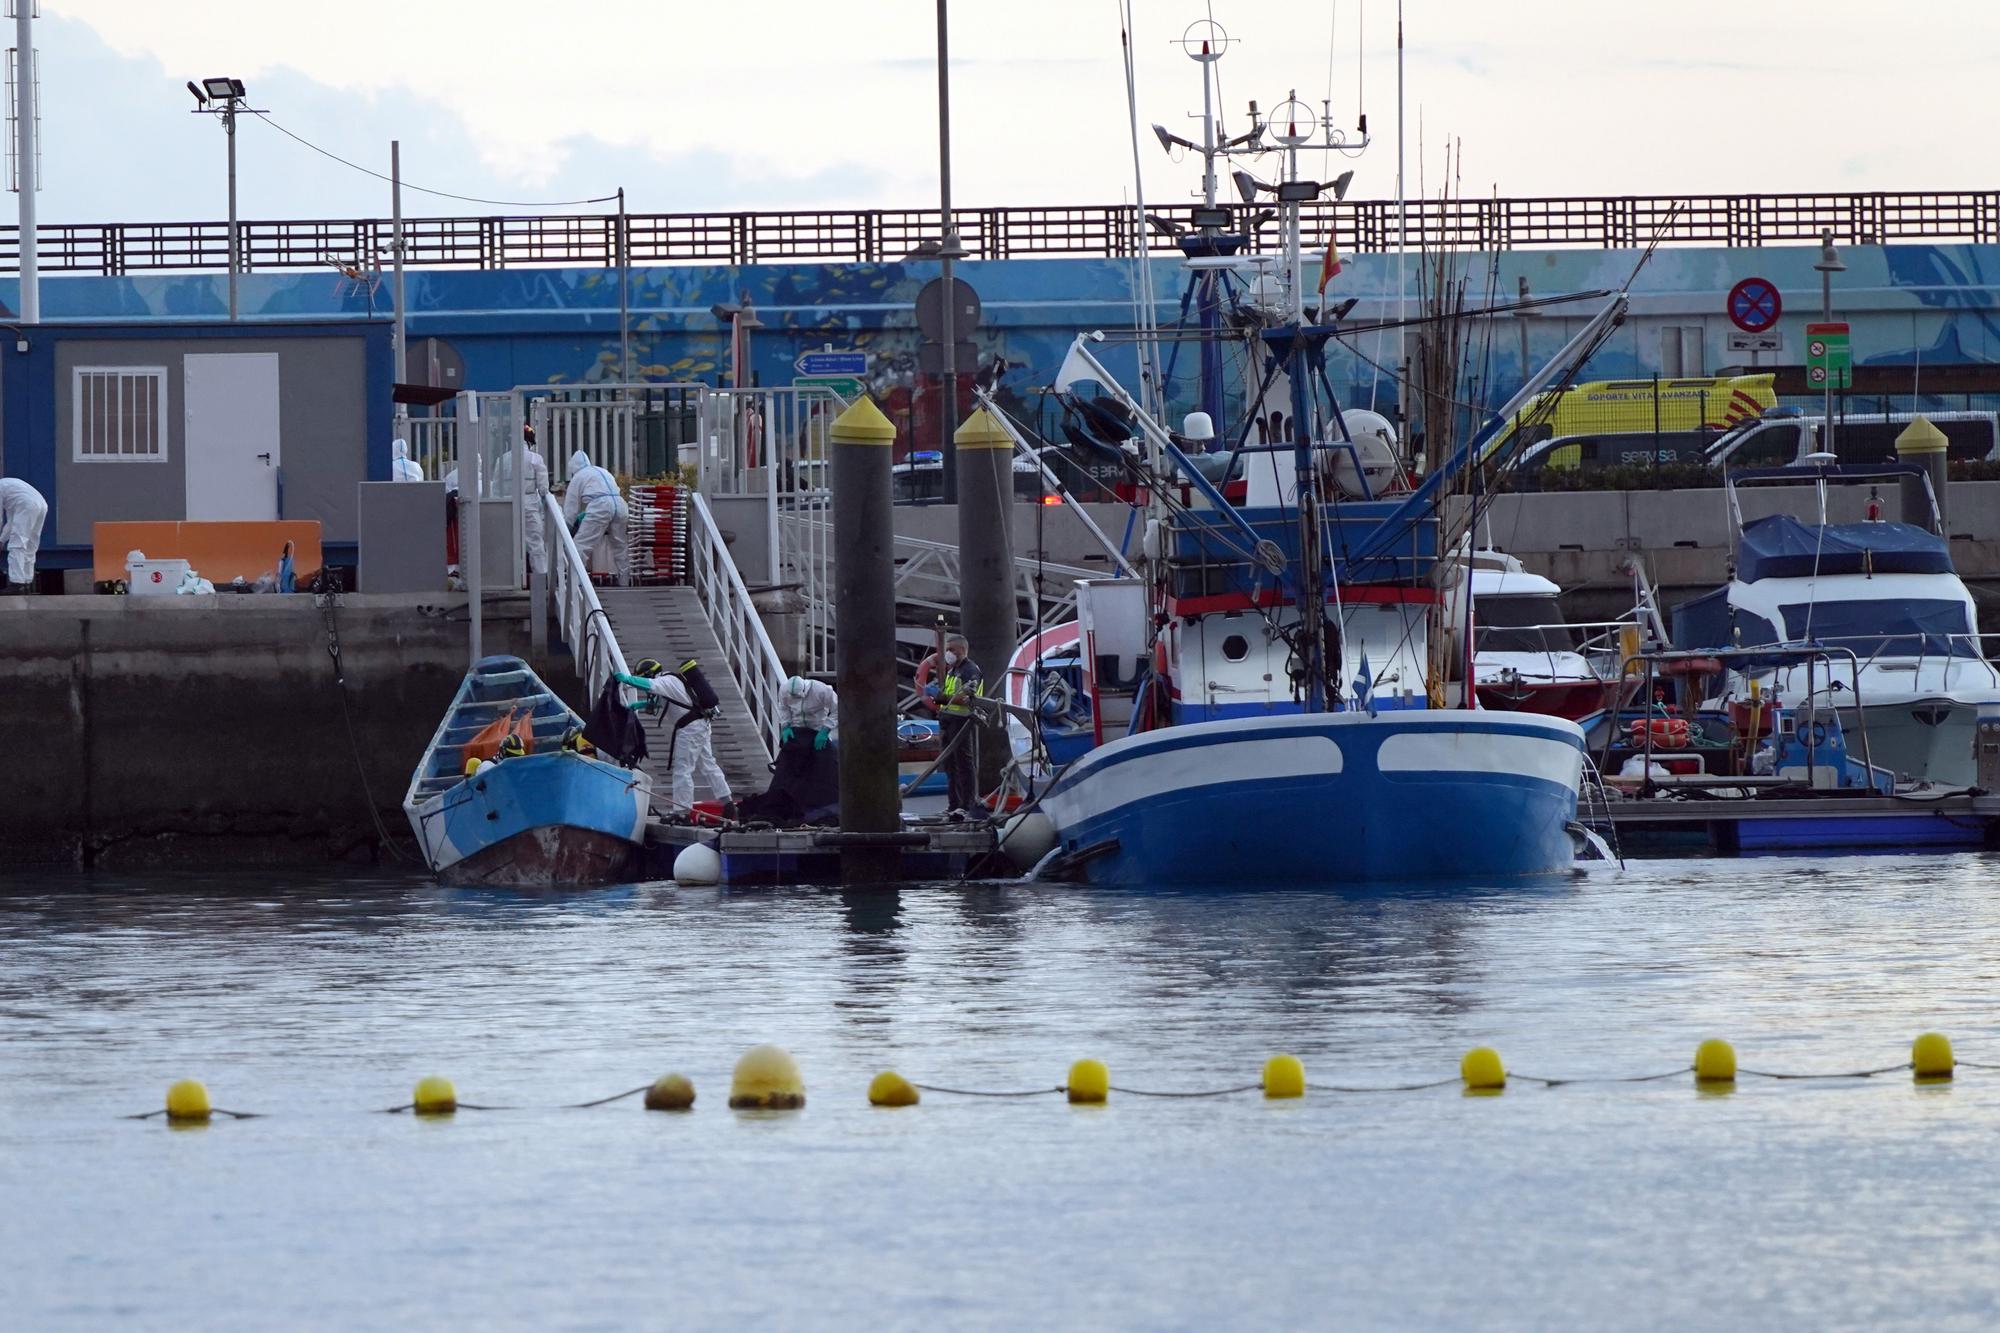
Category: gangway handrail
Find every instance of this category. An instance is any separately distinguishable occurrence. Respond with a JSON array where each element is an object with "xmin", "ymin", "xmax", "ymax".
[
  {"xmin": 544, "ymin": 490, "xmax": 630, "ymax": 706},
  {"xmin": 687, "ymin": 491, "xmax": 787, "ymax": 756}
]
